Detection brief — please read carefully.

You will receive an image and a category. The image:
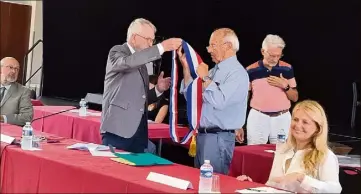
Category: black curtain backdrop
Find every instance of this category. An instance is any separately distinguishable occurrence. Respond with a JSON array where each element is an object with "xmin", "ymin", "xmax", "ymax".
[{"xmin": 43, "ymin": 0, "xmax": 361, "ymax": 136}]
